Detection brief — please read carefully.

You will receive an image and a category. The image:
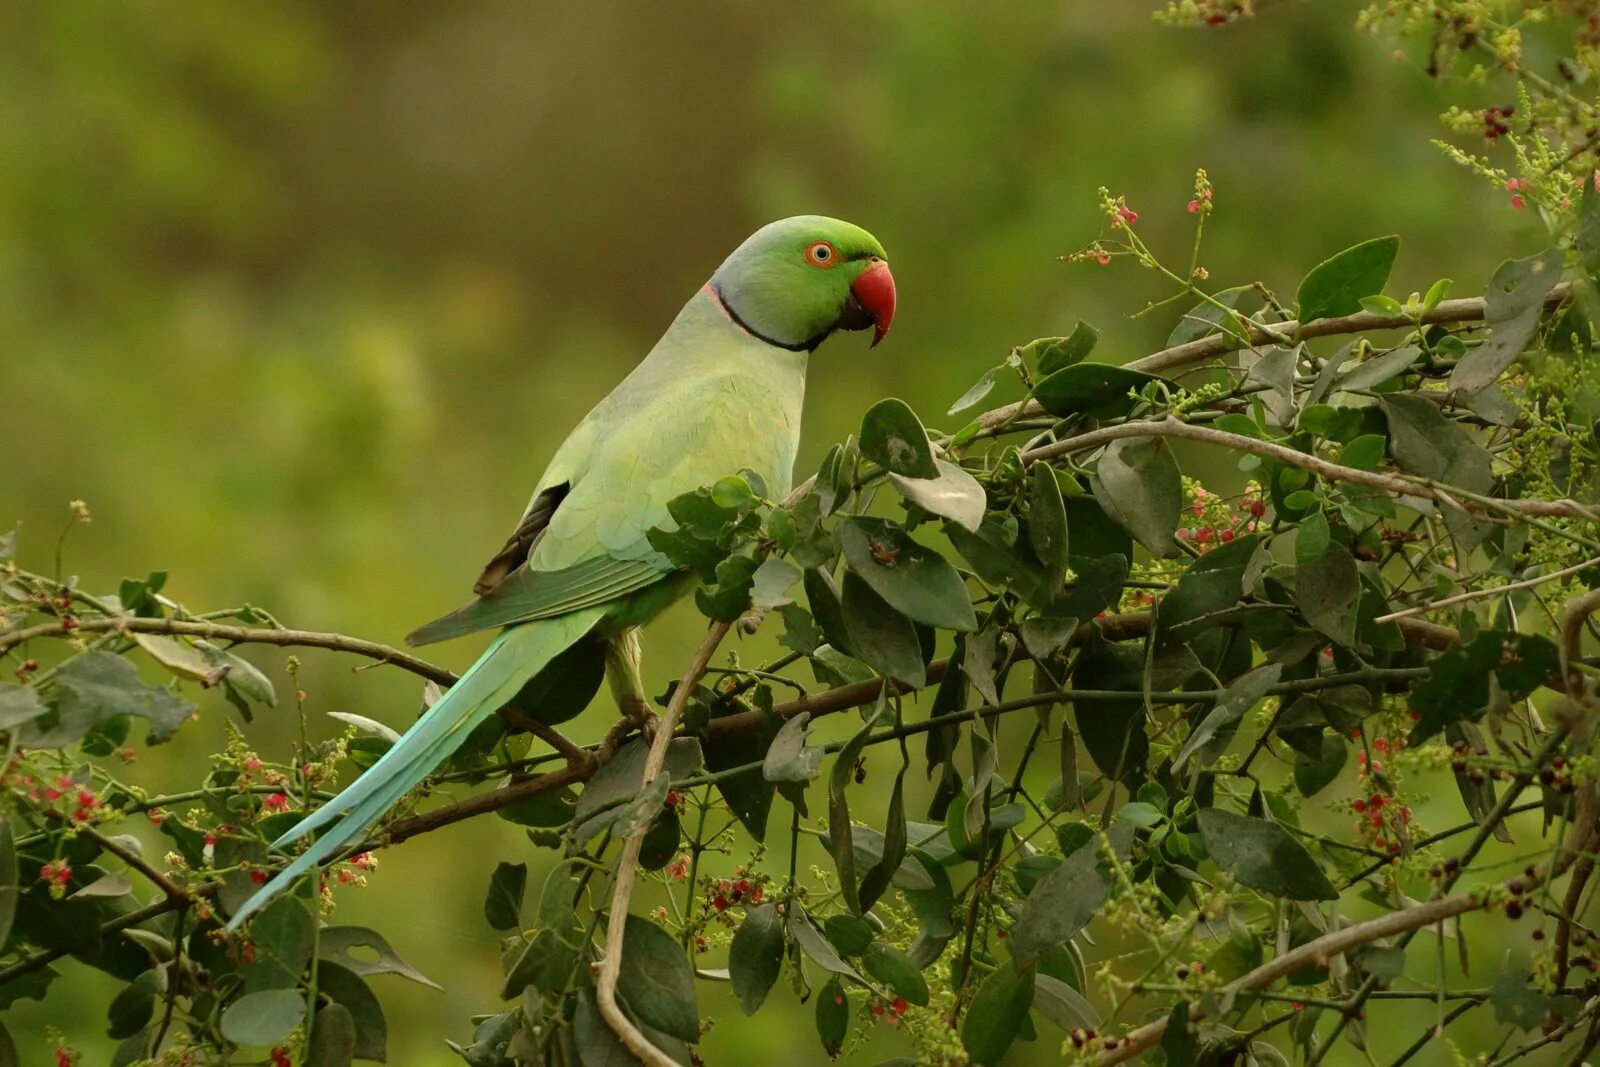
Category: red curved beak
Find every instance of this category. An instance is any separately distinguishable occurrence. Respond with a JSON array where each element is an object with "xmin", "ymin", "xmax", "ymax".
[{"xmin": 851, "ymin": 260, "xmax": 896, "ymax": 346}]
